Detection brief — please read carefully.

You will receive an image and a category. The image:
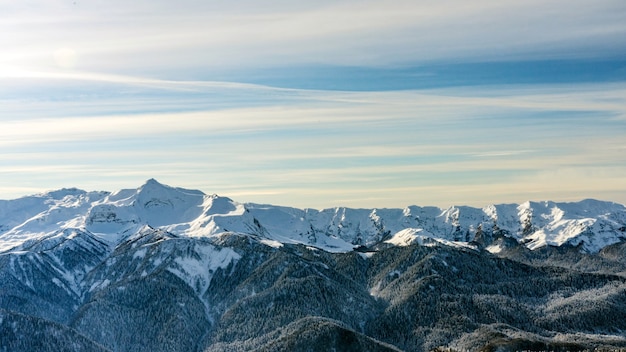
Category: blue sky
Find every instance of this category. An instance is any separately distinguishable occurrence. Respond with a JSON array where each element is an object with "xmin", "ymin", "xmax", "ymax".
[{"xmin": 1, "ymin": 0, "xmax": 626, "ymax": 208}]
